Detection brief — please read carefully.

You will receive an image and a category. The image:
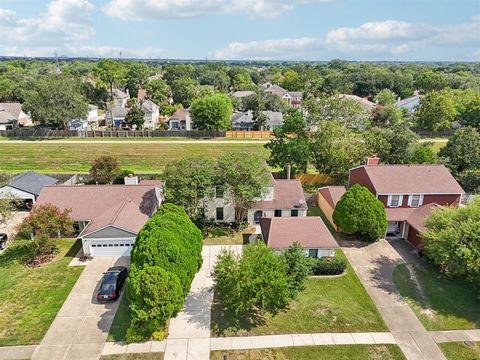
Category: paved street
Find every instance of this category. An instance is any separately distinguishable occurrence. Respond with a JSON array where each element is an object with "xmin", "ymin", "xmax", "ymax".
[
  {"xmin": 343, "ymin": 239, "xmax": 447, "ymax": 360},
  {"xmin": 31, "ymin": 257, "xmax": 129, "ymax": 360}
]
